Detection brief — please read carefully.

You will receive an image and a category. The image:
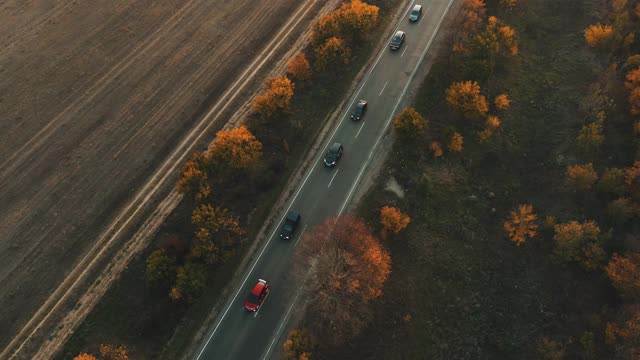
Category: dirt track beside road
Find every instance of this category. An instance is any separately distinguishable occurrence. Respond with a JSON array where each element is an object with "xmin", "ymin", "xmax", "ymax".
[{"xmin": 0, "ymin": 0, "xmax": 301, "ymax": 356}]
